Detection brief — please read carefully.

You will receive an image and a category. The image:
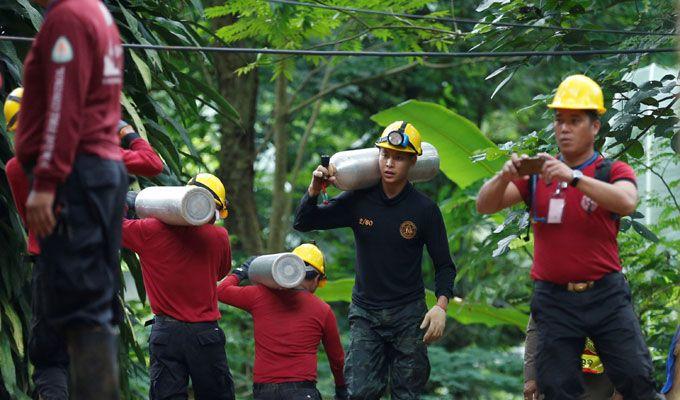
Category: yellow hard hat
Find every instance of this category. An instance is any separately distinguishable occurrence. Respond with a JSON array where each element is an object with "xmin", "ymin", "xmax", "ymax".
[
  {"xmin": 188, "ymin": 173, "xmax": 228, "ymax": 219},
  {"xmin": 375, "ymin": 121, "xmax": 423, "ymax": 155},
  {"xmin": 548, "ymin": 75, "xmax": 606, "ymax": 115},
  {"xmin": 293, "ymin": 243, "xmax": 327, "ymax": 288},
  {"xmin": 4, "ymin": 87, "xmax": 23, "ymax": 132}
]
